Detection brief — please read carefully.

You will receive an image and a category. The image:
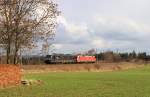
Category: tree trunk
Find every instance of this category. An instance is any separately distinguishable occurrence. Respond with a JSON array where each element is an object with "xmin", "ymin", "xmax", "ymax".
[
  {"xmin": 13, "ymin": 35, "xmax": 19, "ymax": 65},
  {"xmin": 13, "ymin": 48, "xmax": 18, "ymax": 65},
  {"xmin": 6, "ymin": 45, "xmax": 11, "ymax": 64}
]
